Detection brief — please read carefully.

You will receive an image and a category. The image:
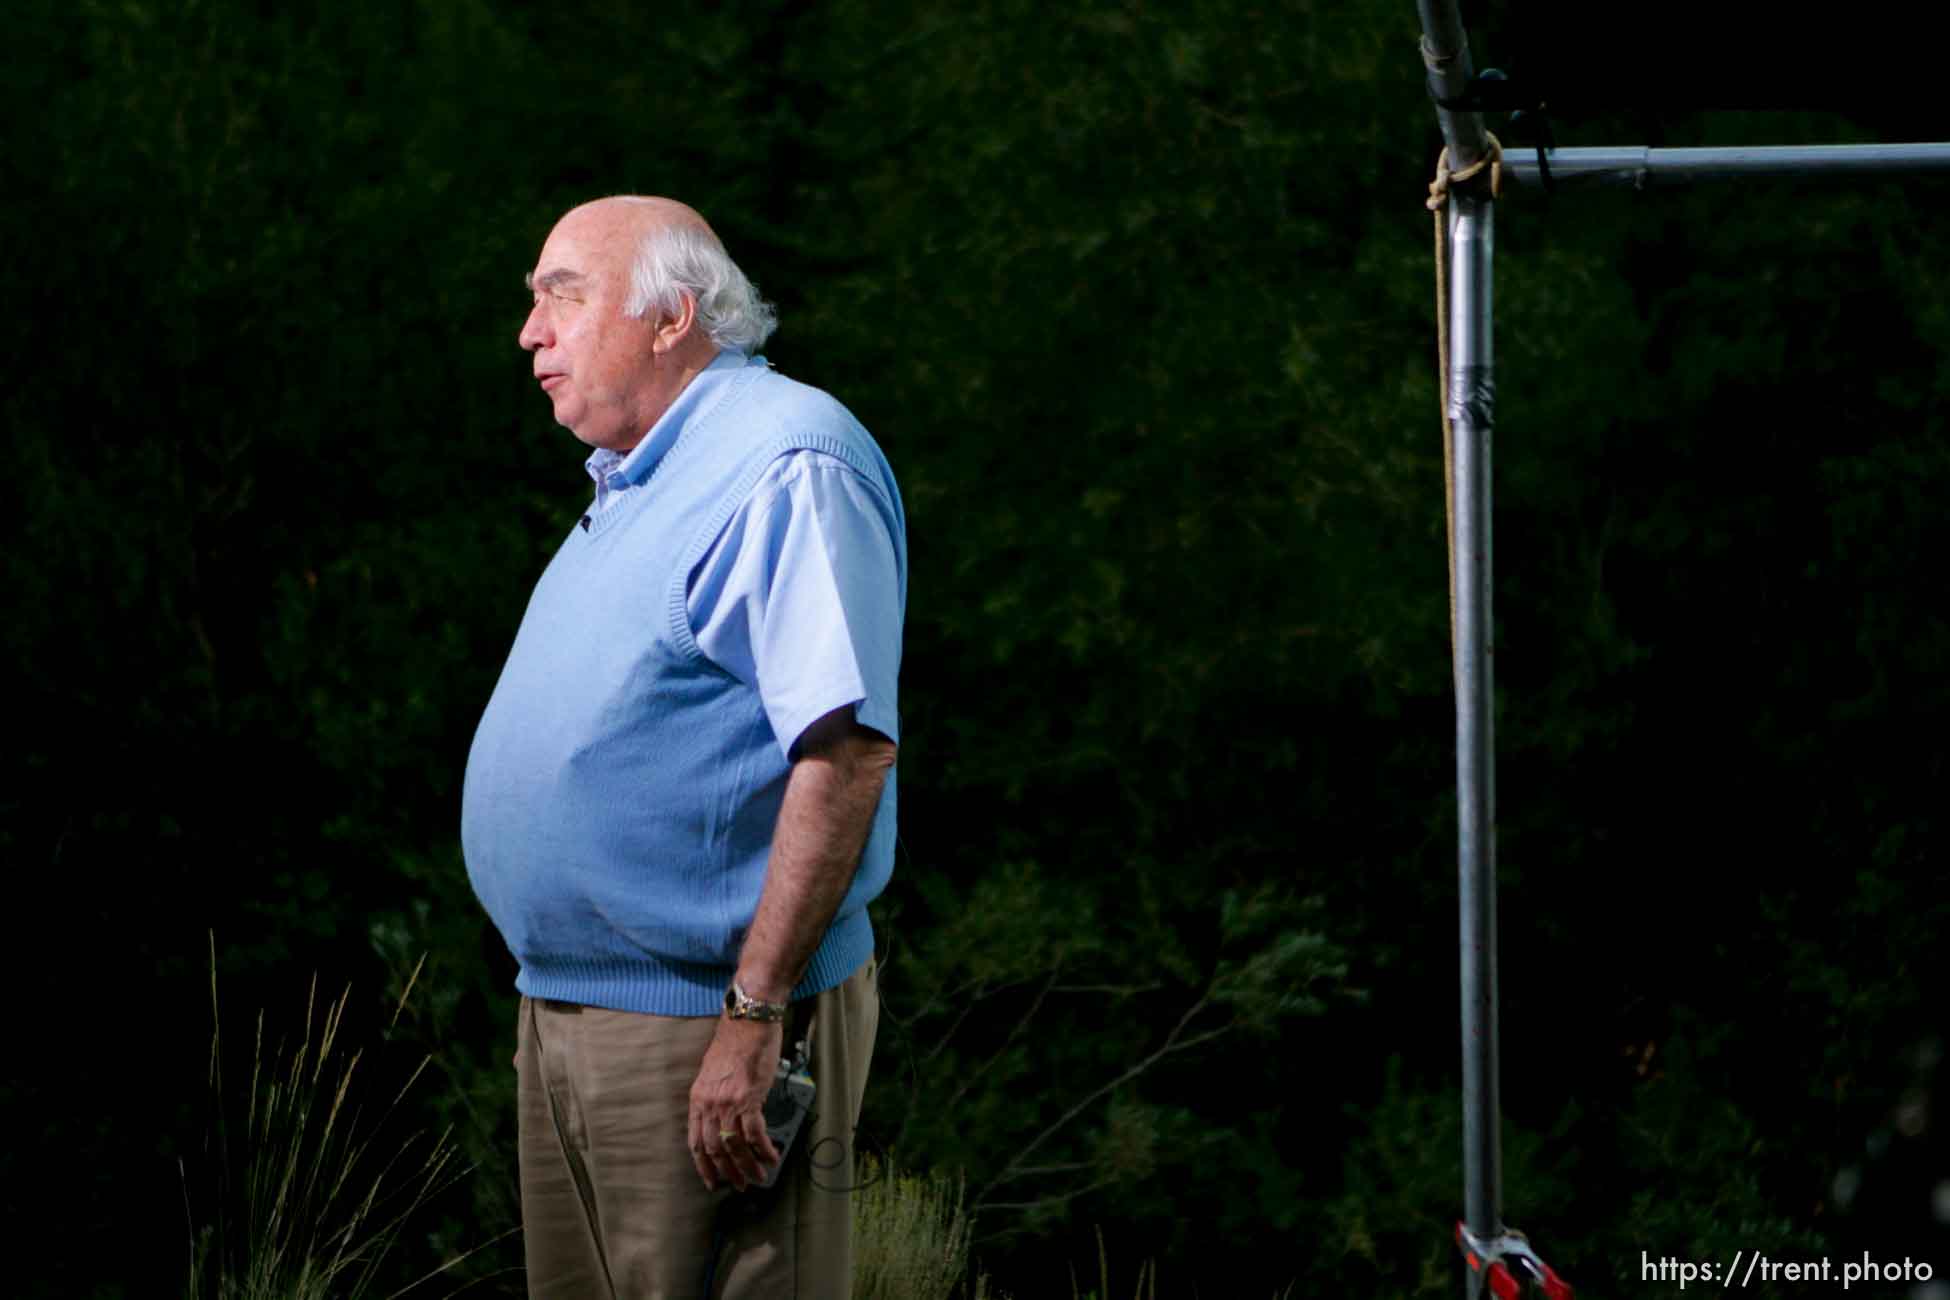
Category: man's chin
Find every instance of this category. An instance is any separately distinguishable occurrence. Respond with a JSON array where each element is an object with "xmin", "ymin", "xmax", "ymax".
[{"xmin": 551, "ymin": 401, "xmax": 597, "ymax": 443}]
